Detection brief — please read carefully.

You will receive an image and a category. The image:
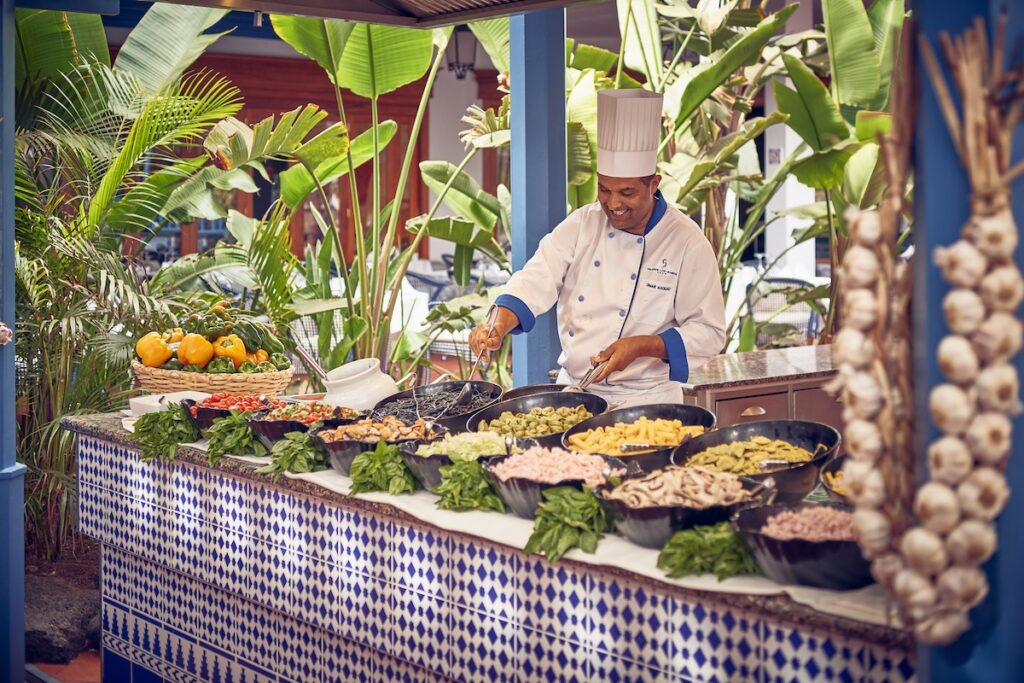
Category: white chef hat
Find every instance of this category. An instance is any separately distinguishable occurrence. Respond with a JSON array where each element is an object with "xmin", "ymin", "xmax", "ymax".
[{"xmin": 597, "ymin": 89, "xmax": 664, "ymax": 177}]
